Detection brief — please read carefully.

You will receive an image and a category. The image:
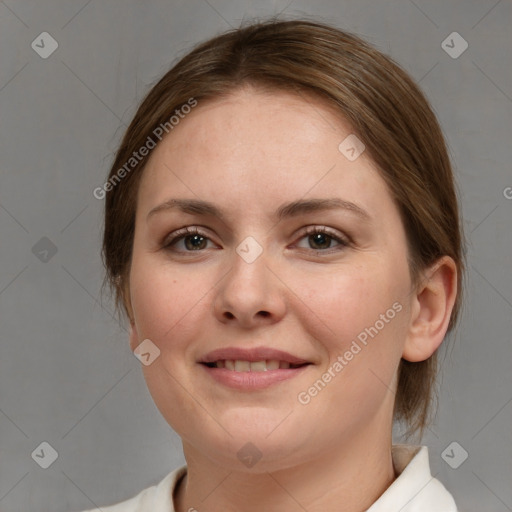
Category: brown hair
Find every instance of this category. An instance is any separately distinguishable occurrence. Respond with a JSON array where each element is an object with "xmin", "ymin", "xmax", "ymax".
[{"xmin": 101, "ymin": 18, "xmax": 465, "ymax": 437}]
